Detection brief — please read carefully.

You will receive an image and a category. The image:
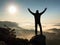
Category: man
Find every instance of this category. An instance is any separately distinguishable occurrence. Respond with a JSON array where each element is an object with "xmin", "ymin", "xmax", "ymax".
[{"xmin": 28, "ymin": 8, "xmax": 47, "ymax": 36}]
